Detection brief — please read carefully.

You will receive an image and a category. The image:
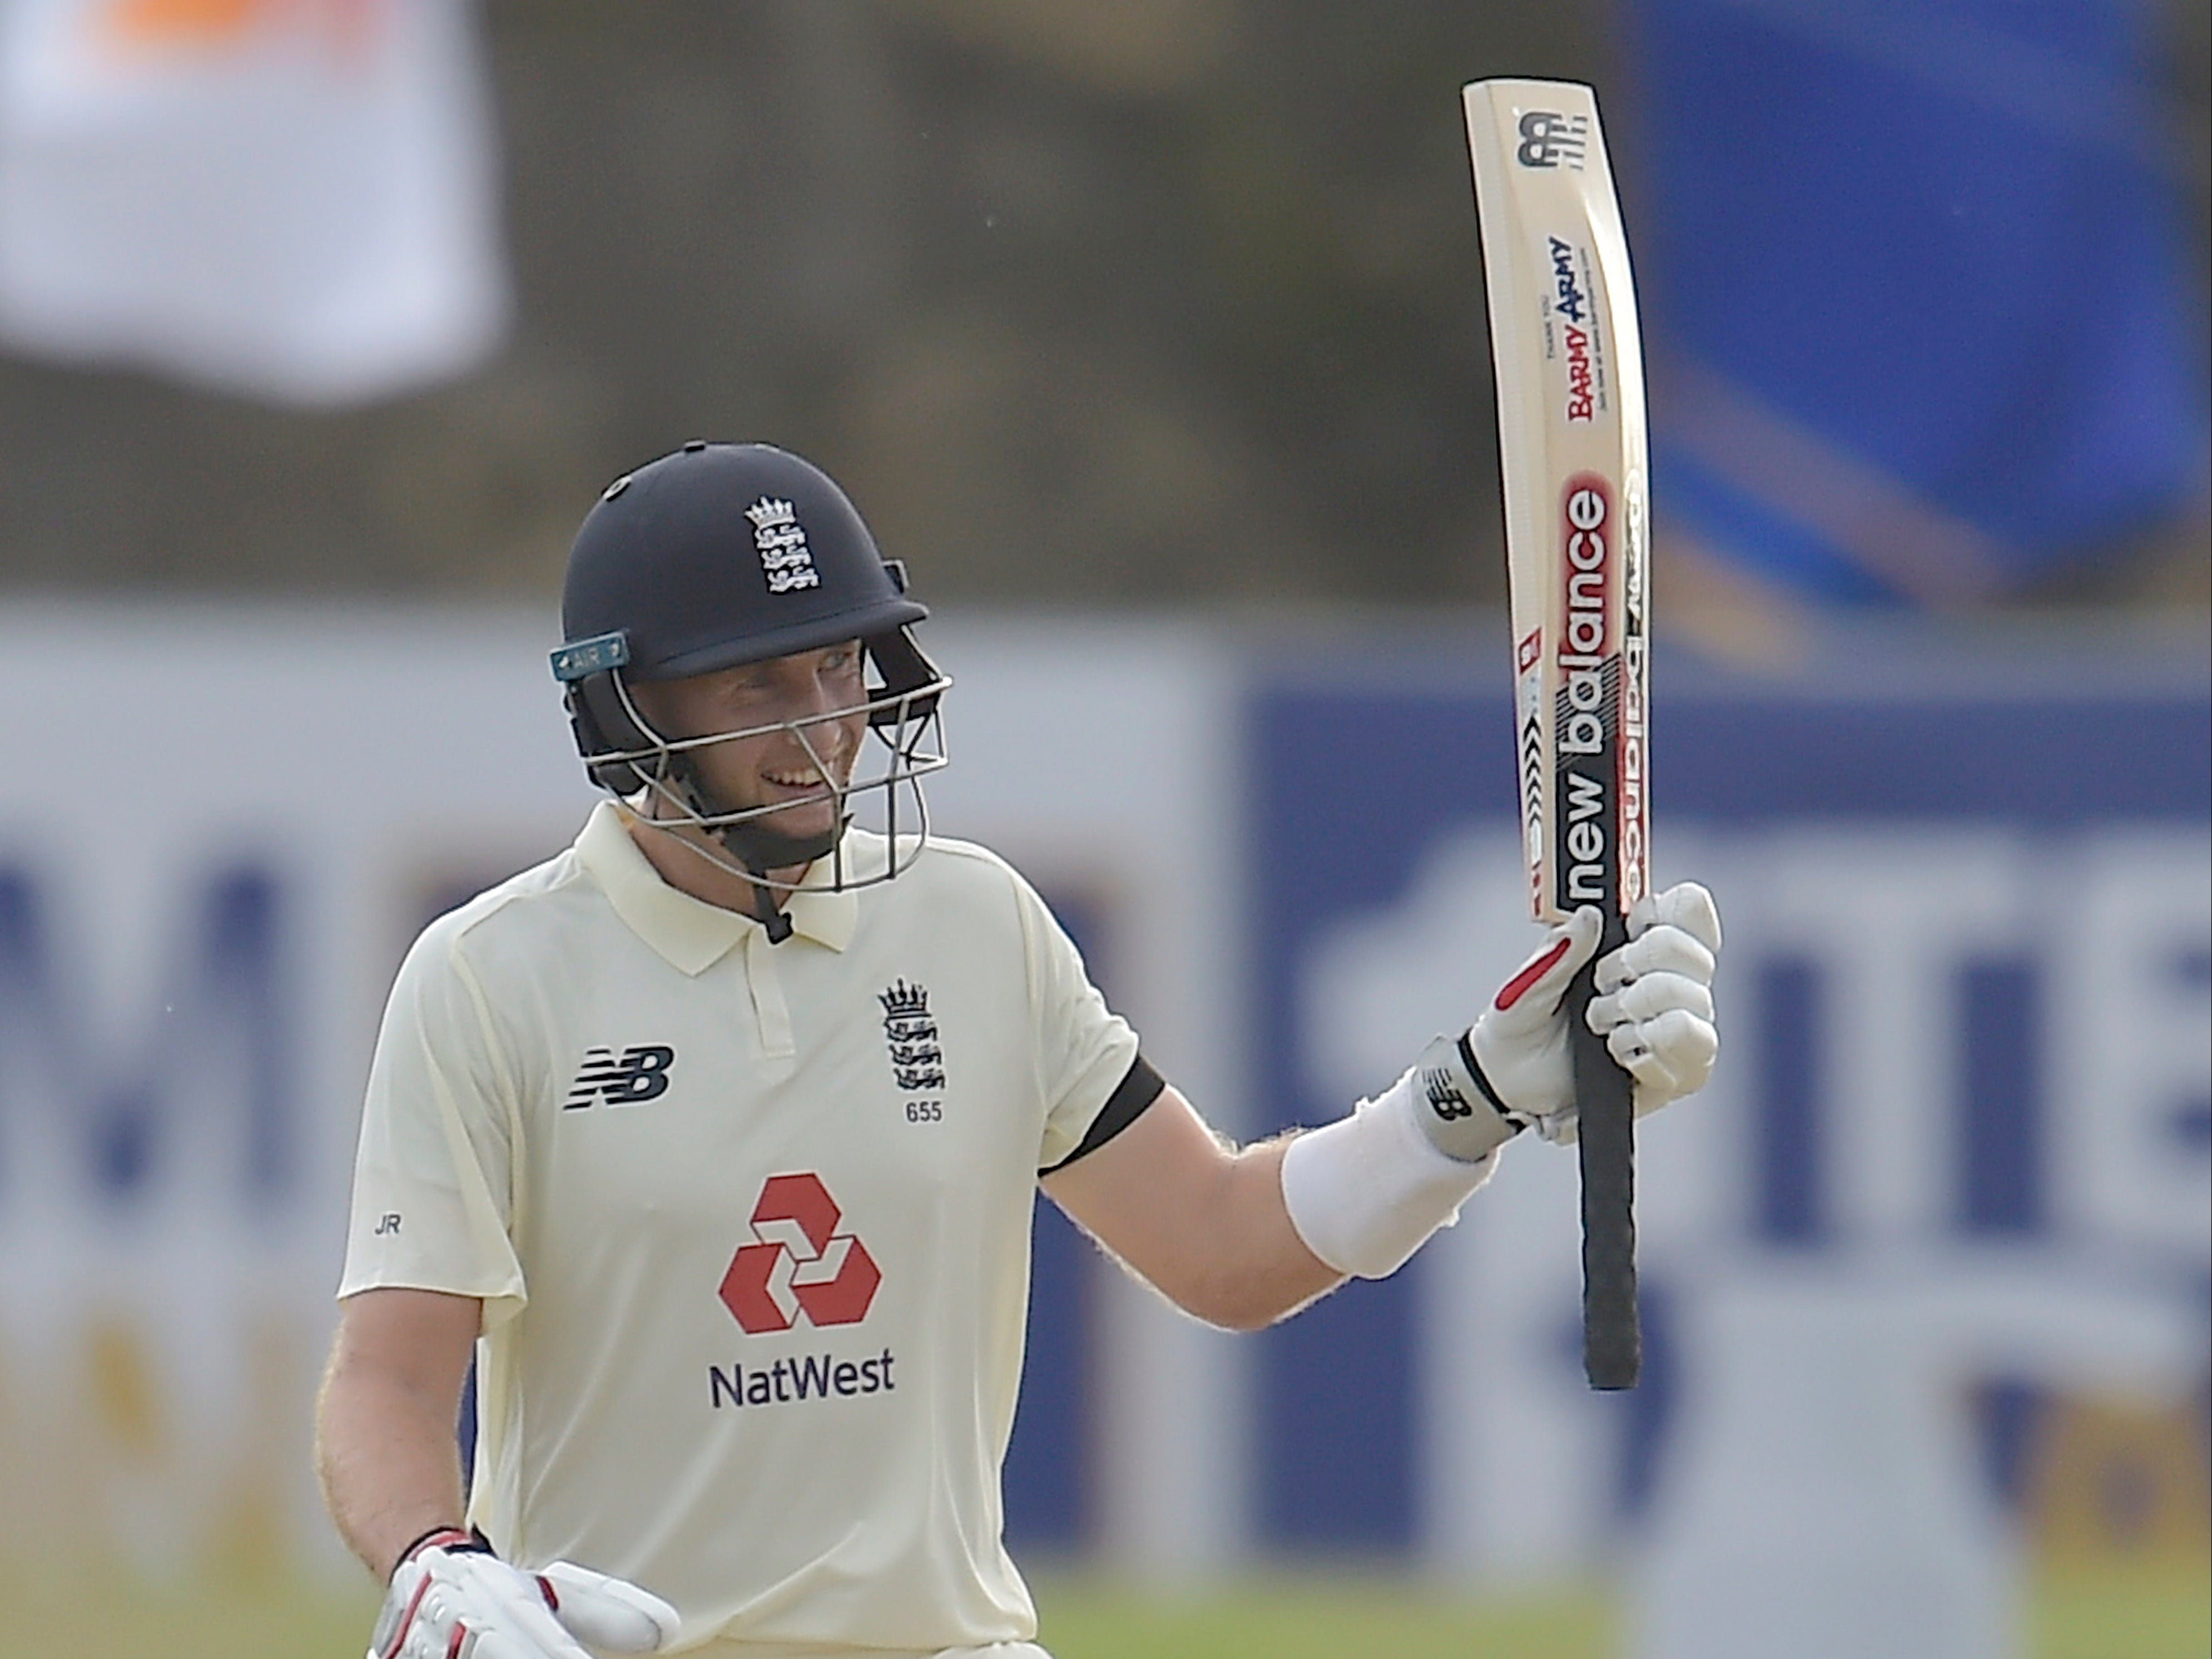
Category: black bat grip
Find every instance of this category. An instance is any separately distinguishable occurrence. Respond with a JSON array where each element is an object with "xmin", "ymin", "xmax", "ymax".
[{"xmin": 1571, "ymin": 924, "xmax": 1639, "ymax": 1390}]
